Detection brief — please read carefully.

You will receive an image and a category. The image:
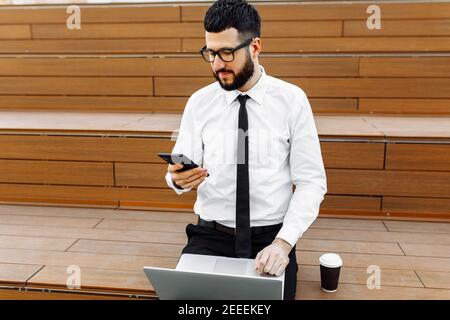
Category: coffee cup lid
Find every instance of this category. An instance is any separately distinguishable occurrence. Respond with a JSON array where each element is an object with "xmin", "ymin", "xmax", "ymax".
[{"xmin": 319, "ymin": 253, "xmax": 343, "ymax": 268}]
